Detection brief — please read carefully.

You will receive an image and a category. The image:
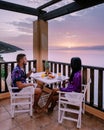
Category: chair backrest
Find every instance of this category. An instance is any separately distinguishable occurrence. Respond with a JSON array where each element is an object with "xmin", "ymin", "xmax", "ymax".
[
  {"xmin": 6, "ymin": 73, "xmax": 12, "ymax": 95},
  {"xmin": 82, "ymin": 78, "xmax": 91, "ymax": 96}
]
